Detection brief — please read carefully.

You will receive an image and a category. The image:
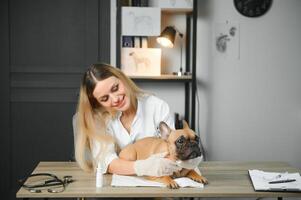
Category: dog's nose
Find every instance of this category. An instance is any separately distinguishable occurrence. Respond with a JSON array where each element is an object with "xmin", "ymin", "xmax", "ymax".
[{"xmin": 189, "ymin": 141, "xmax": 198, "ymax": 147}]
